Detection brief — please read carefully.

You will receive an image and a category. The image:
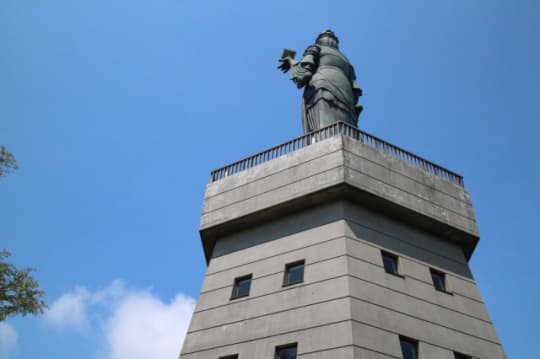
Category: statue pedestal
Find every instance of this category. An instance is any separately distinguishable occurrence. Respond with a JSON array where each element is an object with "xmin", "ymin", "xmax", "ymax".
[{"xmin": 180, "ymin": 129, "xmax": 505, "ymax": 359}]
